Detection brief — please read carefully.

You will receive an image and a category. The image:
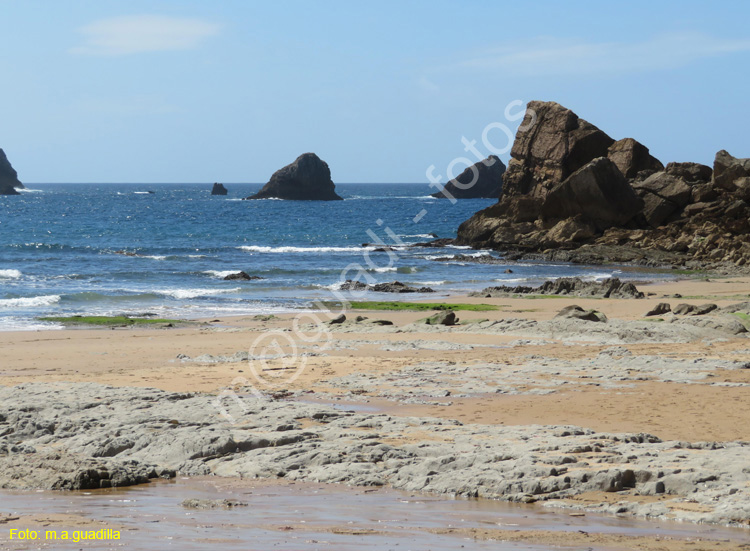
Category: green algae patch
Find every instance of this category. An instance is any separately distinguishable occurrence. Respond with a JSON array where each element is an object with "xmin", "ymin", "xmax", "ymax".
[{"xmin": 38, "ymin": 315, "xmax": 188, "ymax": 327}]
